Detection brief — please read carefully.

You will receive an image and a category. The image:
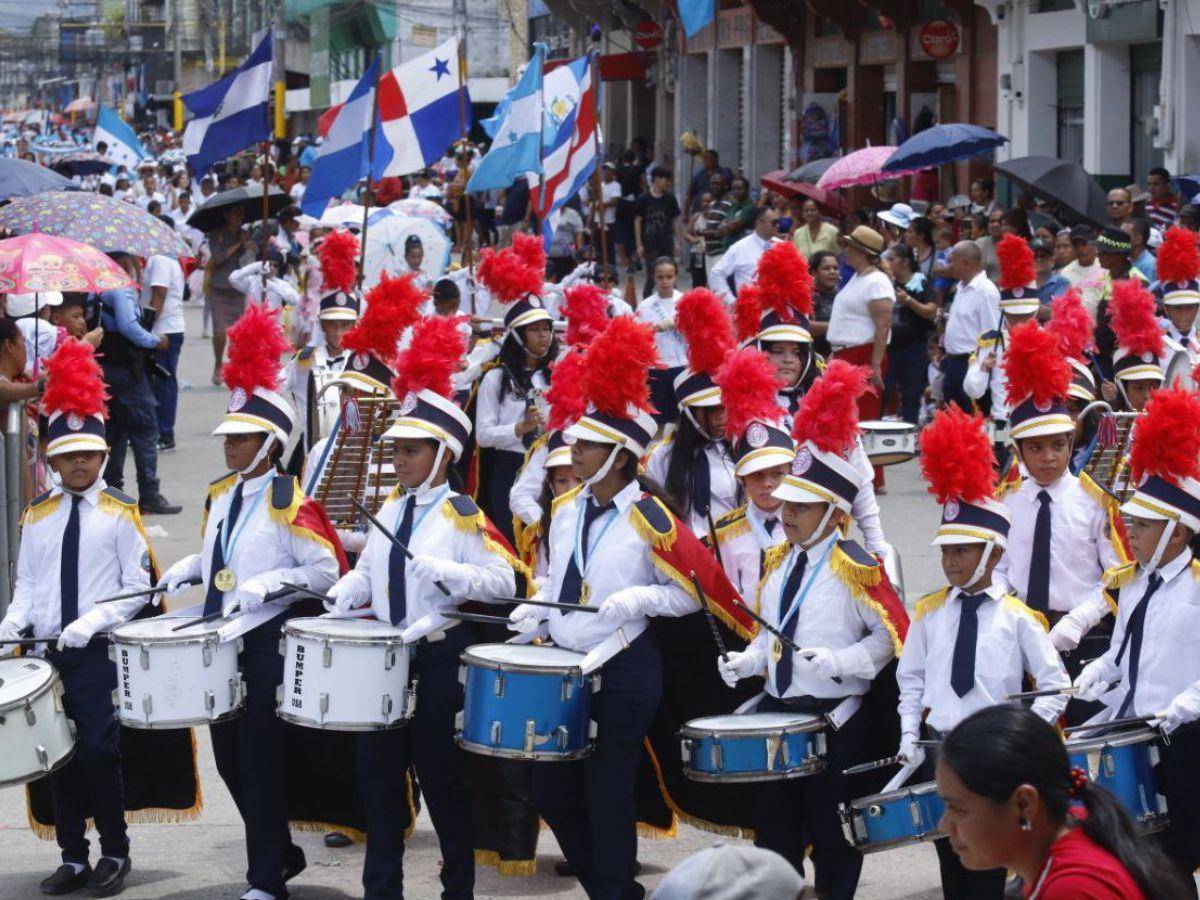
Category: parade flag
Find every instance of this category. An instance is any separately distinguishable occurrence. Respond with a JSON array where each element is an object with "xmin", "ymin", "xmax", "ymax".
[
  {"xmin": 376, "ymin": 37, "xmax": 470, "ymax": 178},
  {"xmin": 182, "ymin": 30, "xmax": 273, "ymax": 176},
  {"xmin": 679, "ymin": 0, "xmax": 715, "ymax": 37},
  {"xmin": 466, "ymin": 43, "xmax": 545, "ymax": 193},
  {"xmin": 301, "ymin": 55, "xmax": 383, "ymax": 218},
  {"xmin": 92, "ymin": 106, "xmax": 146, "ymax": 168}
]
